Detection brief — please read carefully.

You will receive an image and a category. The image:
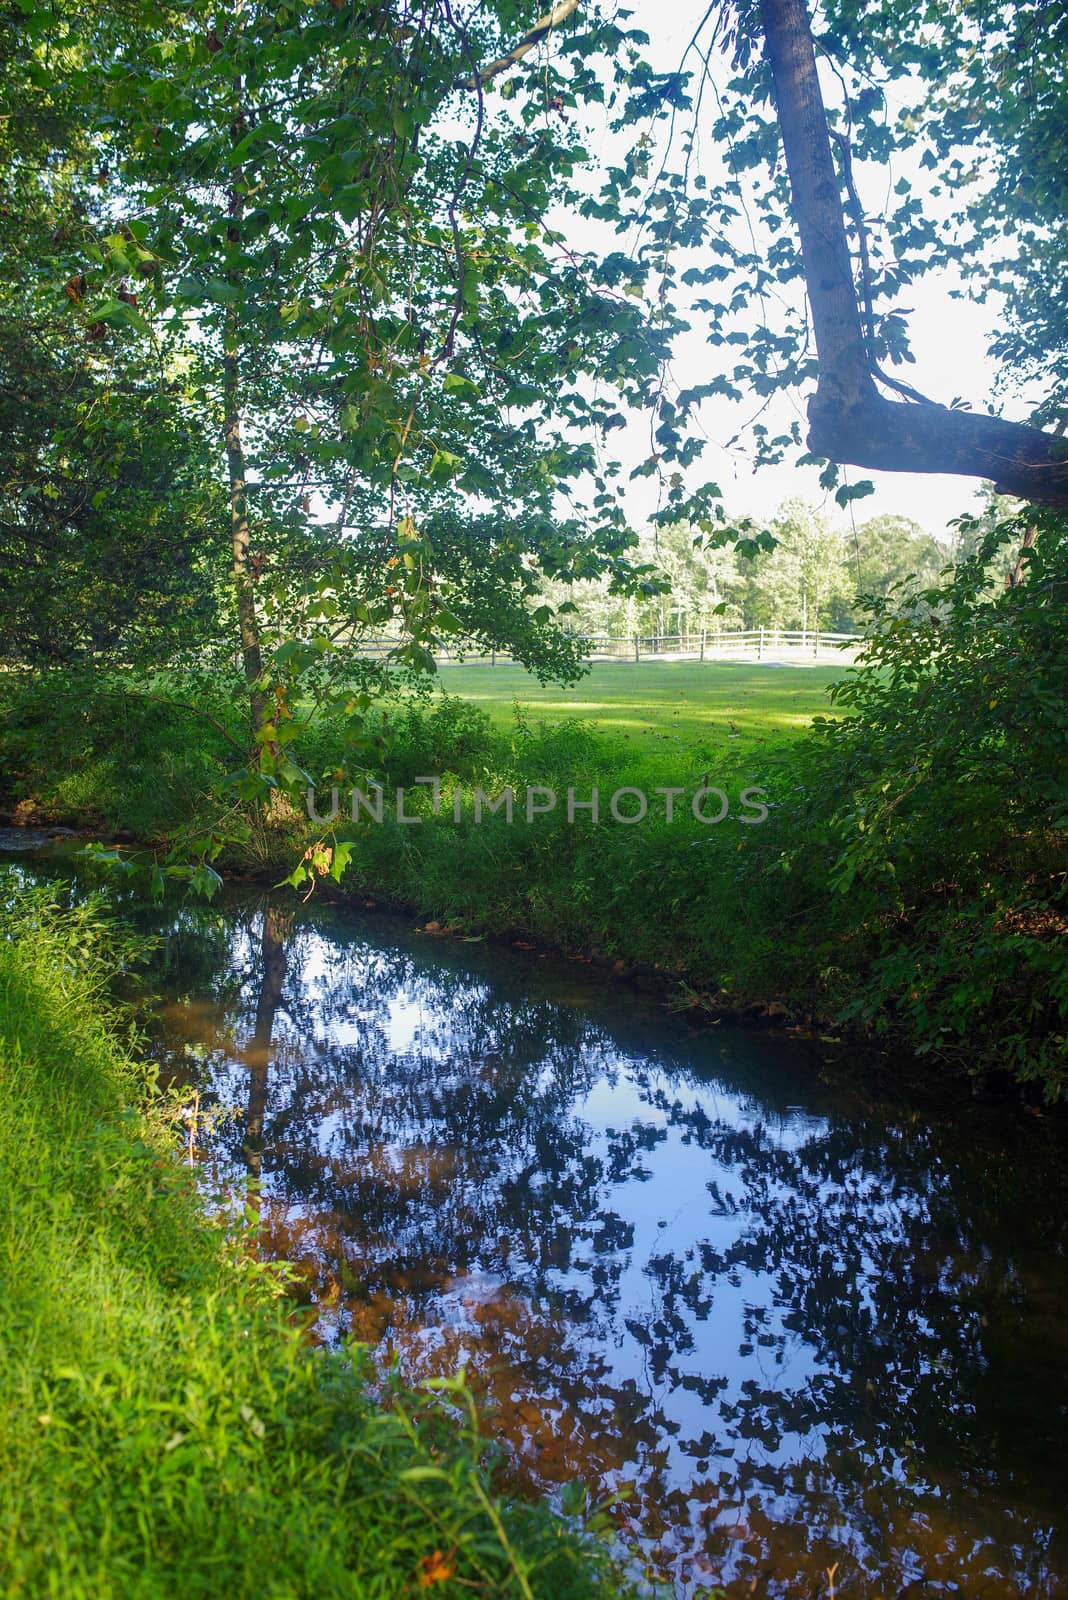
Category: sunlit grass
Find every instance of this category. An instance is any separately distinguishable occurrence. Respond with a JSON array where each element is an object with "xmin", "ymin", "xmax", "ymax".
[{"xmin": 430, "ymin": 660, "xmax": 846, "ymax": 755}]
